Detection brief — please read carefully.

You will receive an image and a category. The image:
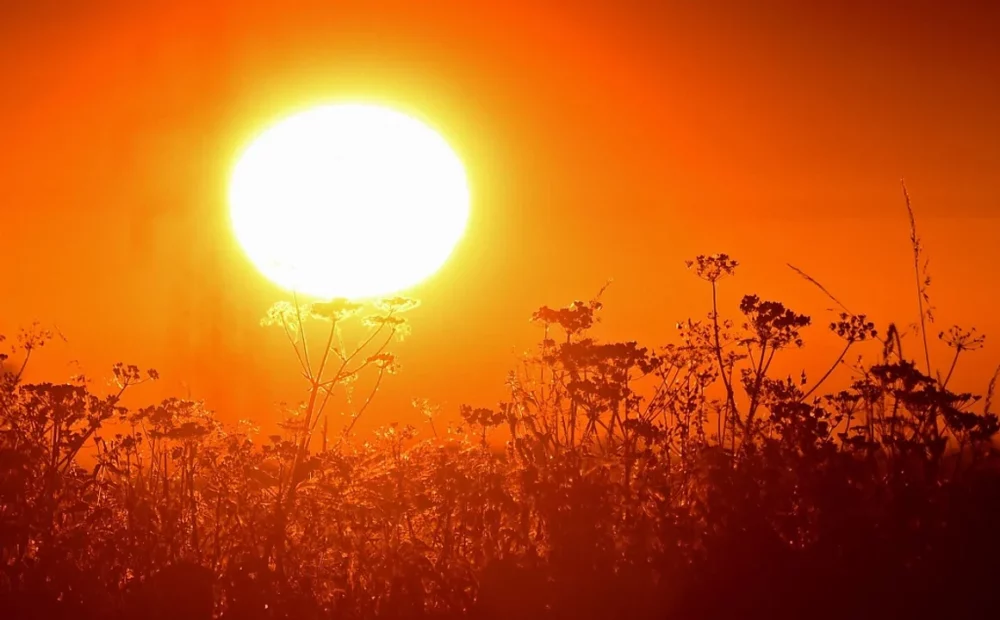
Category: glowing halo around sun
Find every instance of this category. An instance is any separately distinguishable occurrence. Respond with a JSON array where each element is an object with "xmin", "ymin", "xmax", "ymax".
[{"xmin": 228, "ymin": 104, "xmax": 470, "ymax": 300}]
